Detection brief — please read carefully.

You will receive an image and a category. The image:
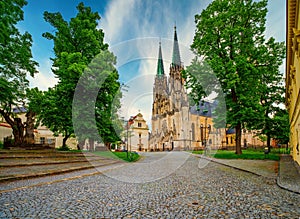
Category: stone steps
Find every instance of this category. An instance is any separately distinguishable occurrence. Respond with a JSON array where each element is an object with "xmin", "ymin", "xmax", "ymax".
[{"xmin": 0, "ymin": 149, "xmax": 122, "ymax": 183}]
